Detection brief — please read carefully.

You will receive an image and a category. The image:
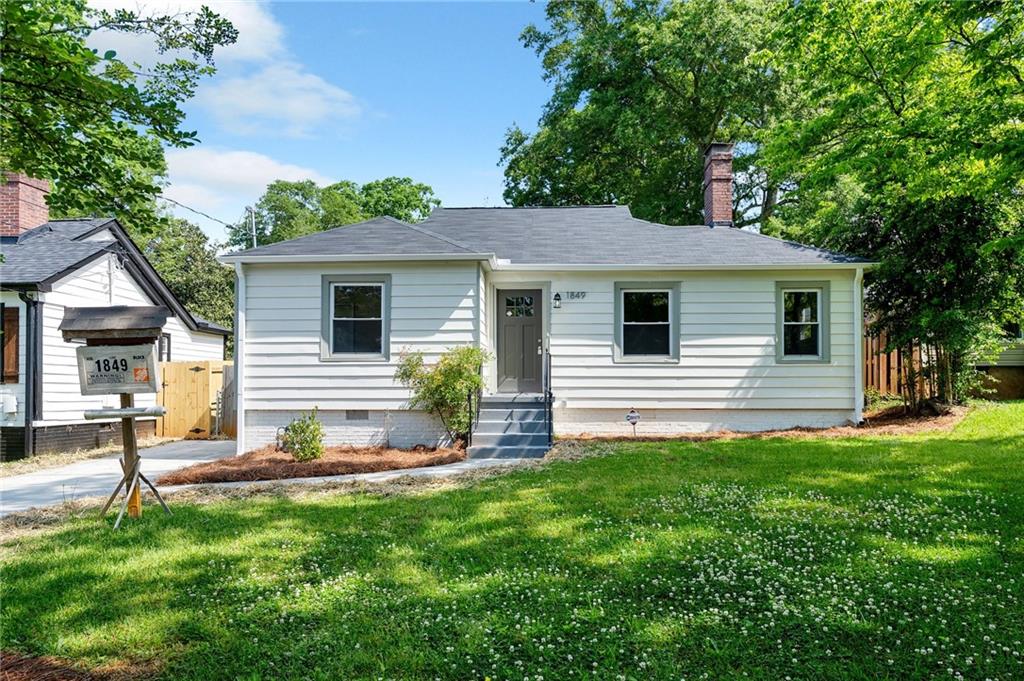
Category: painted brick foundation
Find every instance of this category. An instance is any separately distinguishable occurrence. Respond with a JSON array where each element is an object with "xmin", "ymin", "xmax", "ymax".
[
  {"xmin": 32, "ymin": 420, "xmax": 157, "ymax": 457},
  {"xmin": 553, "ymin": 408, "xmax": 856, "ymax": 437},
  {"xmin": 244, "ymin": 409, "xmax": 449, "ymax": 452}
]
